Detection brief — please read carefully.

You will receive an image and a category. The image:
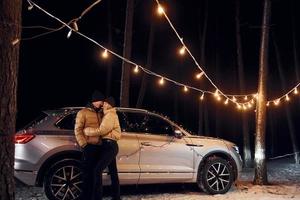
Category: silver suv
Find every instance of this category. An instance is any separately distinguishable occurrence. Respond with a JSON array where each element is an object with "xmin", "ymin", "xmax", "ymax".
[{"xmin": 15, "ymin": 107, "xmax": 242, "ymax": 200}]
